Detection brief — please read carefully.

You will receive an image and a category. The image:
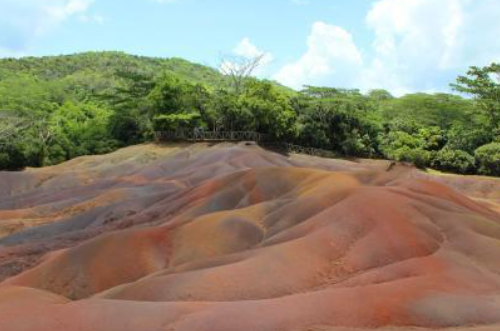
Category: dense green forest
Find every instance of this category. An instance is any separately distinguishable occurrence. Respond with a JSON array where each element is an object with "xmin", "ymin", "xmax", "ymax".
[{"xmin": 0, "ymin": 52, "xmax": 499, "ymax": 177}]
